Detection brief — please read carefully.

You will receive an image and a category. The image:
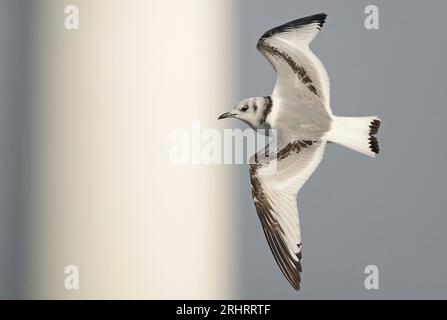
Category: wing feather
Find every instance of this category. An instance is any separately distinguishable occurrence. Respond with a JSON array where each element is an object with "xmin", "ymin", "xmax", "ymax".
[
  {"xmin": 257, "ymin": 13, "xmax": 332, "ymax": 116},
  {"xmin": 249, "ymin": 139, "xmax": 327, "ymax": 290}
]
